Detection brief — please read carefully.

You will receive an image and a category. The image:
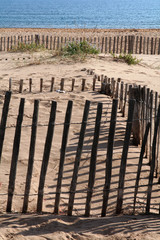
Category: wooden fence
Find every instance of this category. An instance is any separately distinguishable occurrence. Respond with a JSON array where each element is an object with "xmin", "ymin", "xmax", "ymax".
[
  {"xmin": 0, "ymin": 90, "xmax": 160, "ymax": 216},
  {"xmin": 0, "ymin": 34, "xmax": 160, "ymax": 54},
  {"xmin": 100, "ymin": 76, "xmax": 160, "ymax": 180},
  {"xmin": 2, "ymin": 76, "xmax": 95, "ymax": 94}
]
